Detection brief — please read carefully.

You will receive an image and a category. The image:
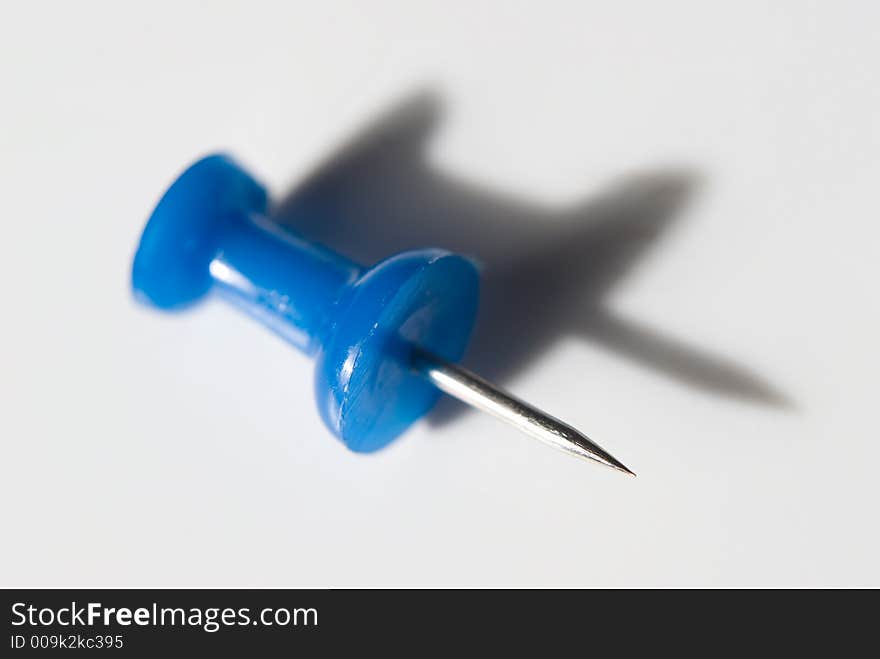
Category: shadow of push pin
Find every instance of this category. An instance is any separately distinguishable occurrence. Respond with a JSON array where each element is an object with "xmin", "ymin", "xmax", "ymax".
[{"xmin": 131, "ymin": 154, "xmax": 634, "ymax": 475}]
